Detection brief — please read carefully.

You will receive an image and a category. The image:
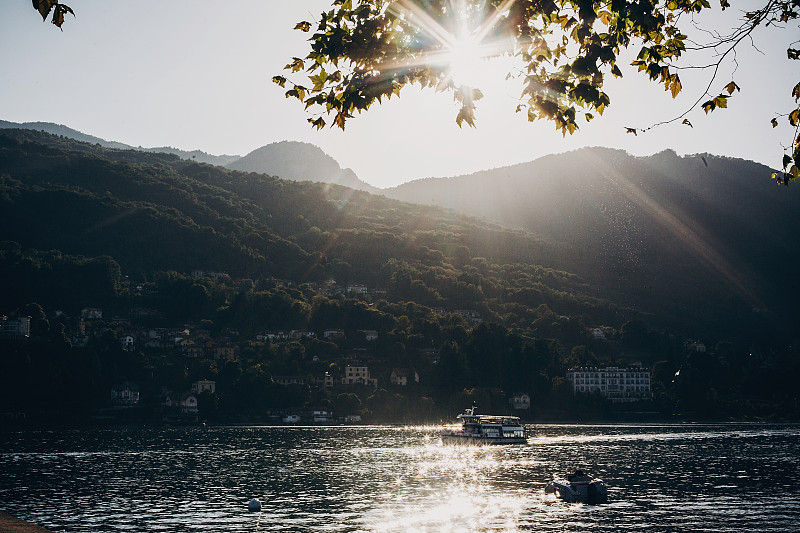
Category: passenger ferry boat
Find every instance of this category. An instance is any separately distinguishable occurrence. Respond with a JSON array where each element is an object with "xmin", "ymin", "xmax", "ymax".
[{"xmin": 440, "ymin": 405, "xmax": 527, "ymax": 445}]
